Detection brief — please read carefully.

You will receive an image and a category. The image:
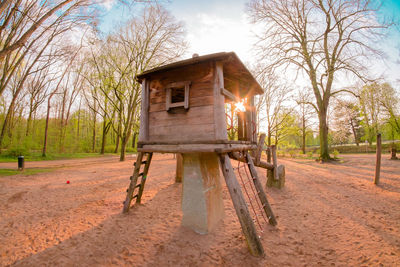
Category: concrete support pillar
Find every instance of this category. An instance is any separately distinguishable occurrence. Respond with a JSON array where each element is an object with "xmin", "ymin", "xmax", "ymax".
[{"xmin": 181, "ymin": 152, "xmax": 224, "ymax": 234}]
